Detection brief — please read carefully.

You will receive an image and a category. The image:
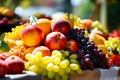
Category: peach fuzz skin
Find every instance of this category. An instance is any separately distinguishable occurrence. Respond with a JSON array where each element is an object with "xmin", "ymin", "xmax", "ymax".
[{"xmin": 21, "ymin": 25, "xmax": 44, "ymax": 47}]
